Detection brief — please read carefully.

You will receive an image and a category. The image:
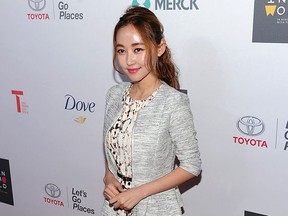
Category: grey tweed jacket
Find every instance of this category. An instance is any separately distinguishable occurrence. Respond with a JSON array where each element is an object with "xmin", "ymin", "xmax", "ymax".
[{"xmin": 102, "ymin": 82, "xmax": 201, "ymax": 216}]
